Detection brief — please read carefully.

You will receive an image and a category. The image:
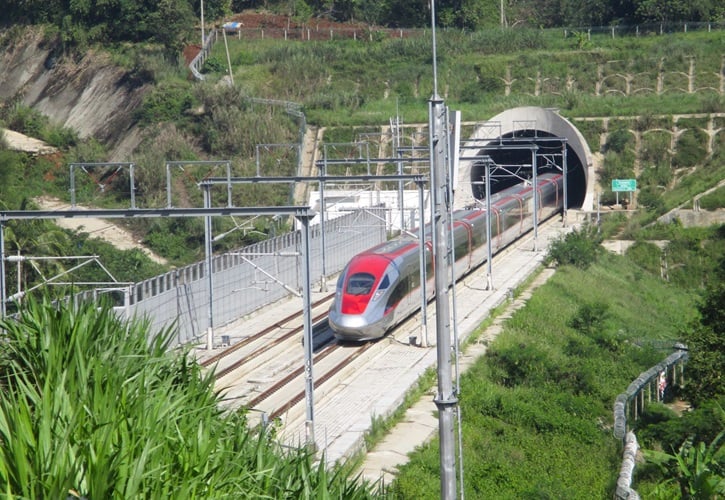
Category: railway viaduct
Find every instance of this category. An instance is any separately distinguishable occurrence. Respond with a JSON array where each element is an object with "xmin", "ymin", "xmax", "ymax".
[{"xmin": 456, "ymin": 106, "xmax": 594, "ymax": 213}]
